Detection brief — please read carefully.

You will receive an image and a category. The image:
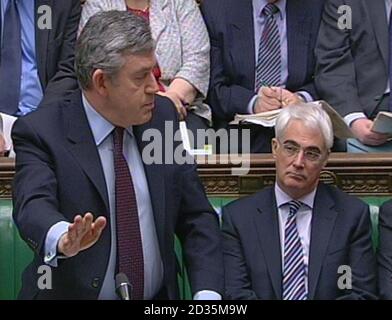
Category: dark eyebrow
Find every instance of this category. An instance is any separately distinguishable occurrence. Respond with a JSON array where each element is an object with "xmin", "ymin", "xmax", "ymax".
[
  {"xmin": 134, "ymin": 68, "xmax": 152, "ymax": 75},
  {"xmin": 283, "ymin": 140, "xmax": 322, "ymax": 153},
  {"xmin": 282, "ymin": 140, "xmax": 300, "ymax": 147}
]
